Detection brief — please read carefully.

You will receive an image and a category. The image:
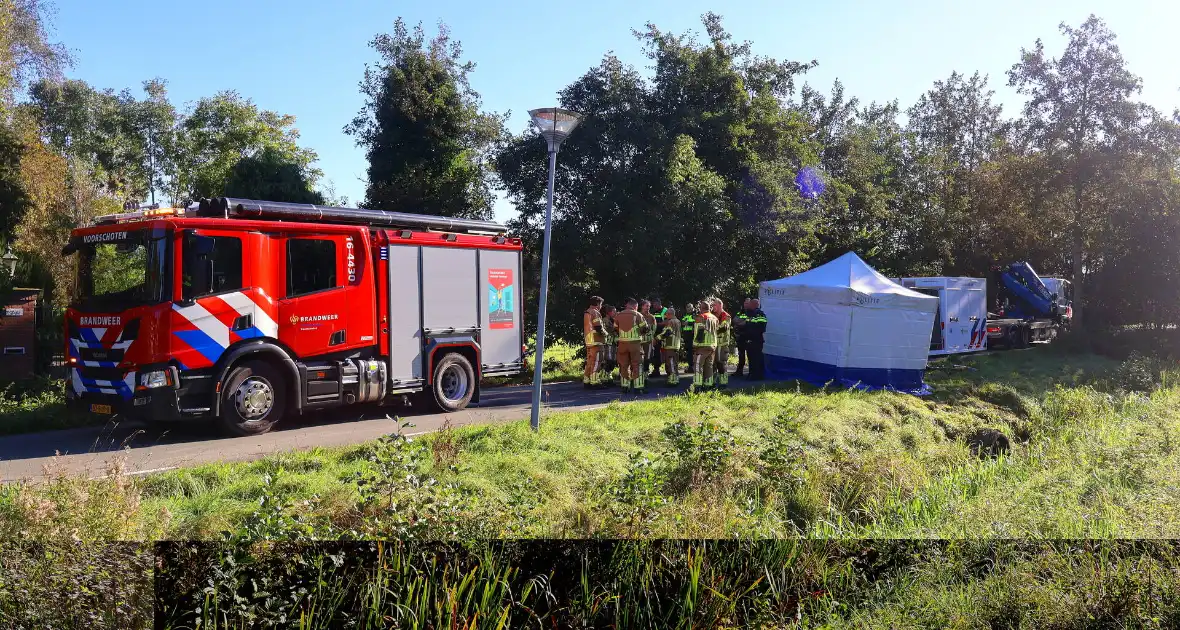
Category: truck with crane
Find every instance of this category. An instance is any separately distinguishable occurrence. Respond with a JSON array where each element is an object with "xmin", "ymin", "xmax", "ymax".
[
  {"xmin": 984, "ymin": 261, "xmax": 1070, "ymax": 348},
  {"xmin": 61, "ymin": 197, "xmax": 526, "ymax": 436},
  {"xmin": 899, "ymin": 261, "xmax": 1071, "ymax": 355}
]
